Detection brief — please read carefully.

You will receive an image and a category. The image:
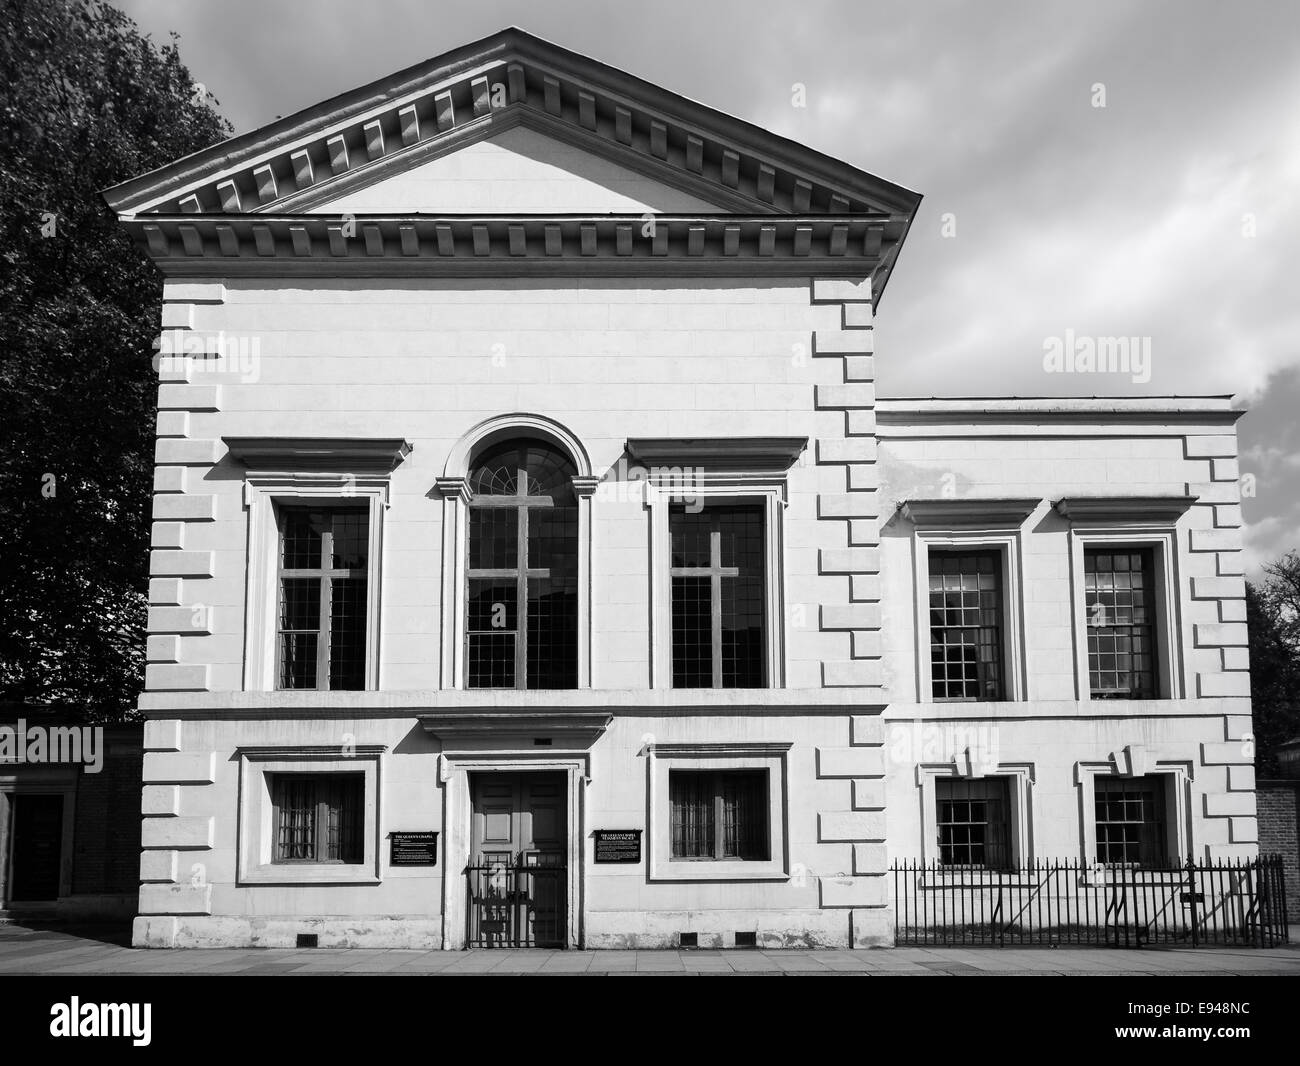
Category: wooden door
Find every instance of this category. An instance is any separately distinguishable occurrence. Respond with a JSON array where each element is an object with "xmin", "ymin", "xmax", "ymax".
[
  {"xmin": 469, "ymin": 772, "xmax": 566, "ymax": 946},
  {"xmin": 470, "ymin": 772, "xmax": 566, "ymax": 862}
]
